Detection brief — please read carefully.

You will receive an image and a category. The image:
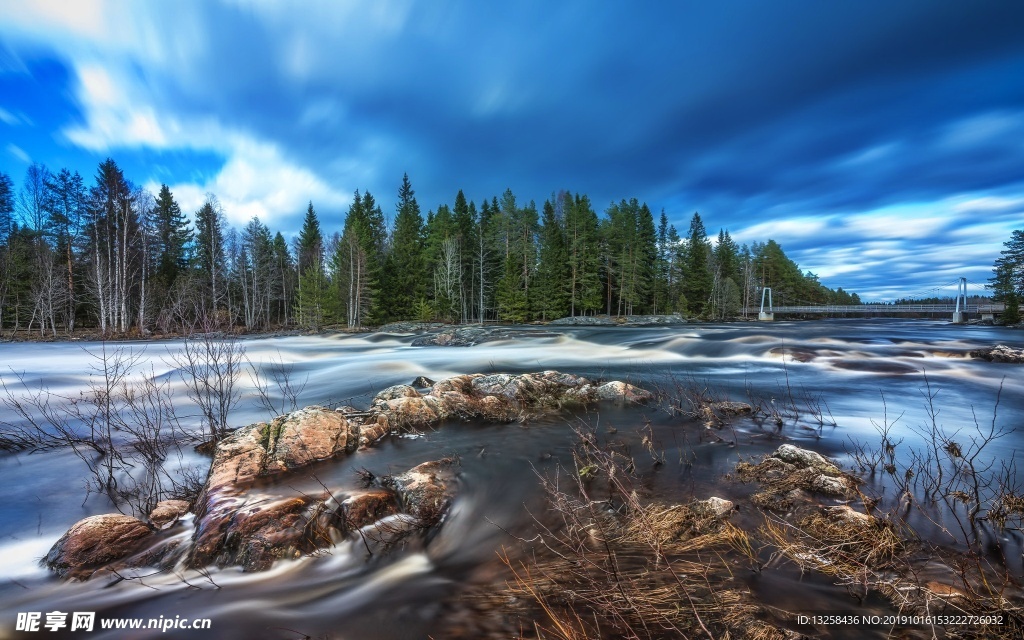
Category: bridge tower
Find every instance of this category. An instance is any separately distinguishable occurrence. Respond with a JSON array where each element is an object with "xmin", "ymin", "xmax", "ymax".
[
  {"xmin": 952, "ymin": 277, "xmax": 967, "ymax": 324},
  {"xmin": 759, "ymin": 287, "xmax": 774, "ymax": 321}
]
